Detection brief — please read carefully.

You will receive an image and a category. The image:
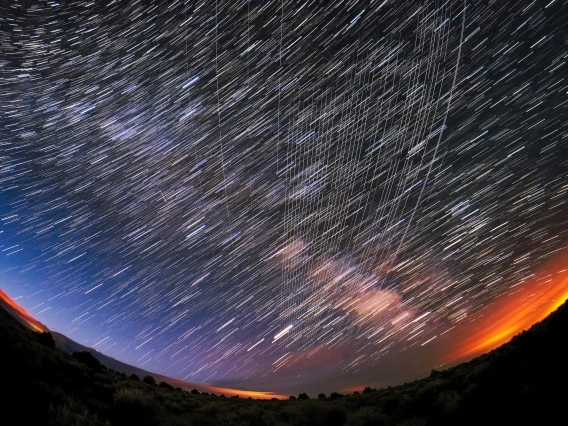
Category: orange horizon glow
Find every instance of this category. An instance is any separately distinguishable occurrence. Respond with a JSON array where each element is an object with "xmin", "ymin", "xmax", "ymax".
[
  {"xmin": 0, "ymin": 287, "xmax": 47, "ymax": 333},
  {"xmin": 4, "ymin": 244, "xmax": 566, "ymax": 400},
  {"xmin": 207, "ymin": 385, "xmax": 287, "ymax": 400},
  {"xmin": 444, "ymin": 248, "xmax": 568, "ymax": 363}
]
